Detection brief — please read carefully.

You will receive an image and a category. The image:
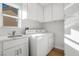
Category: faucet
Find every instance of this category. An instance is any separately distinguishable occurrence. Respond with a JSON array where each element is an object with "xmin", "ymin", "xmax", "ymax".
[
  {"xmin": 24, "ymin": 27, "xmax": 29, "ymax": 35},
  {"xmin": 12, "ymin": 31, "xmax": 16, "ymax": 36}
]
